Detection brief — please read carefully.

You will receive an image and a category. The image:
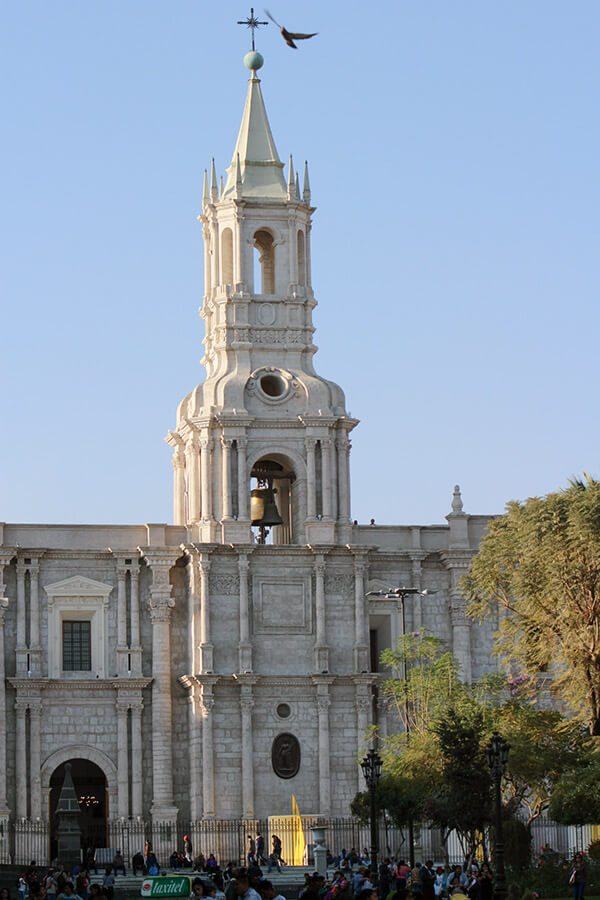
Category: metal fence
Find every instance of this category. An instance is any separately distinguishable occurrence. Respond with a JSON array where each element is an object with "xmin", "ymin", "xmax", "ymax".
[{"xmin": 2, "ymin": 816, "xmax": 598, "ymax": 869}]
